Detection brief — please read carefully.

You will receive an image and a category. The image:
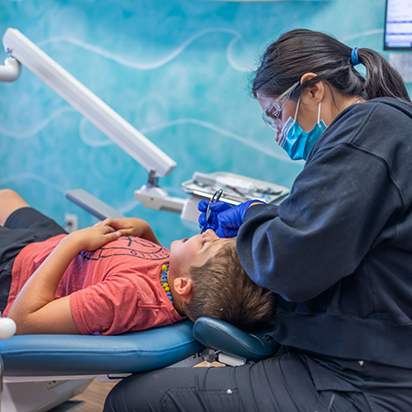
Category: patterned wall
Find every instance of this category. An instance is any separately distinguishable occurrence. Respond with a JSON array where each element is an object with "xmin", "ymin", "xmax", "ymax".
[{"xmin": 0, "ymin": 0, "xmax": 405, "ymax": 247}]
